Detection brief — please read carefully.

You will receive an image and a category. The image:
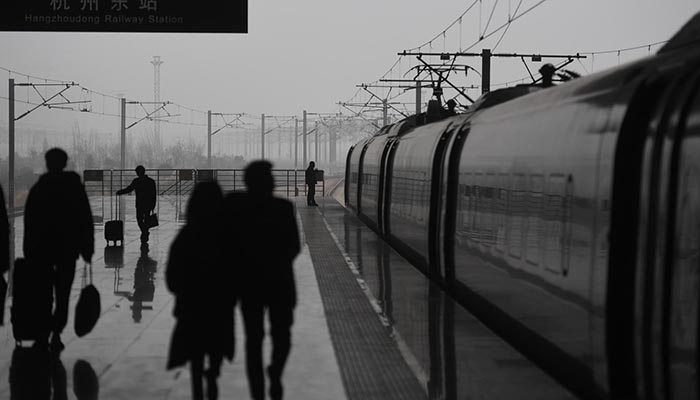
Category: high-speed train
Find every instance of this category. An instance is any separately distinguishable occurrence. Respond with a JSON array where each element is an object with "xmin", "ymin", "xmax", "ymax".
[{"xmin": 345, "ymin": 13, "xmax": 700, "ymax": 400}]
